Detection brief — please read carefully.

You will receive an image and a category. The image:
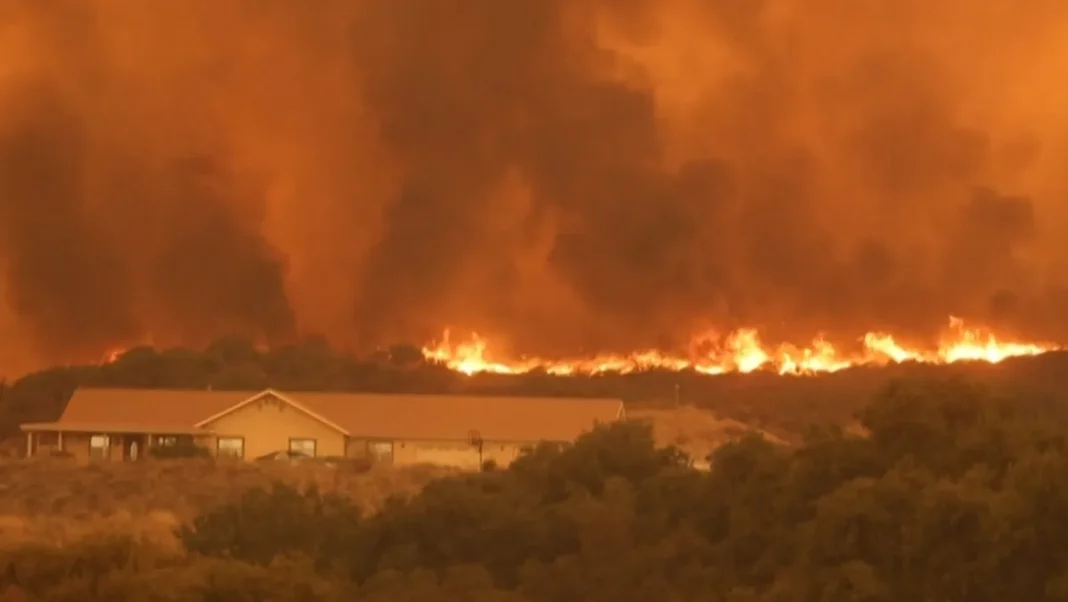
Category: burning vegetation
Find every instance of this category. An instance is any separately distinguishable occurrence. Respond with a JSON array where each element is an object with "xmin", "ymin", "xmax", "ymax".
[{"xmin": 422, "ymin": 316, "xmax": 1057, "ymax": 376}]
